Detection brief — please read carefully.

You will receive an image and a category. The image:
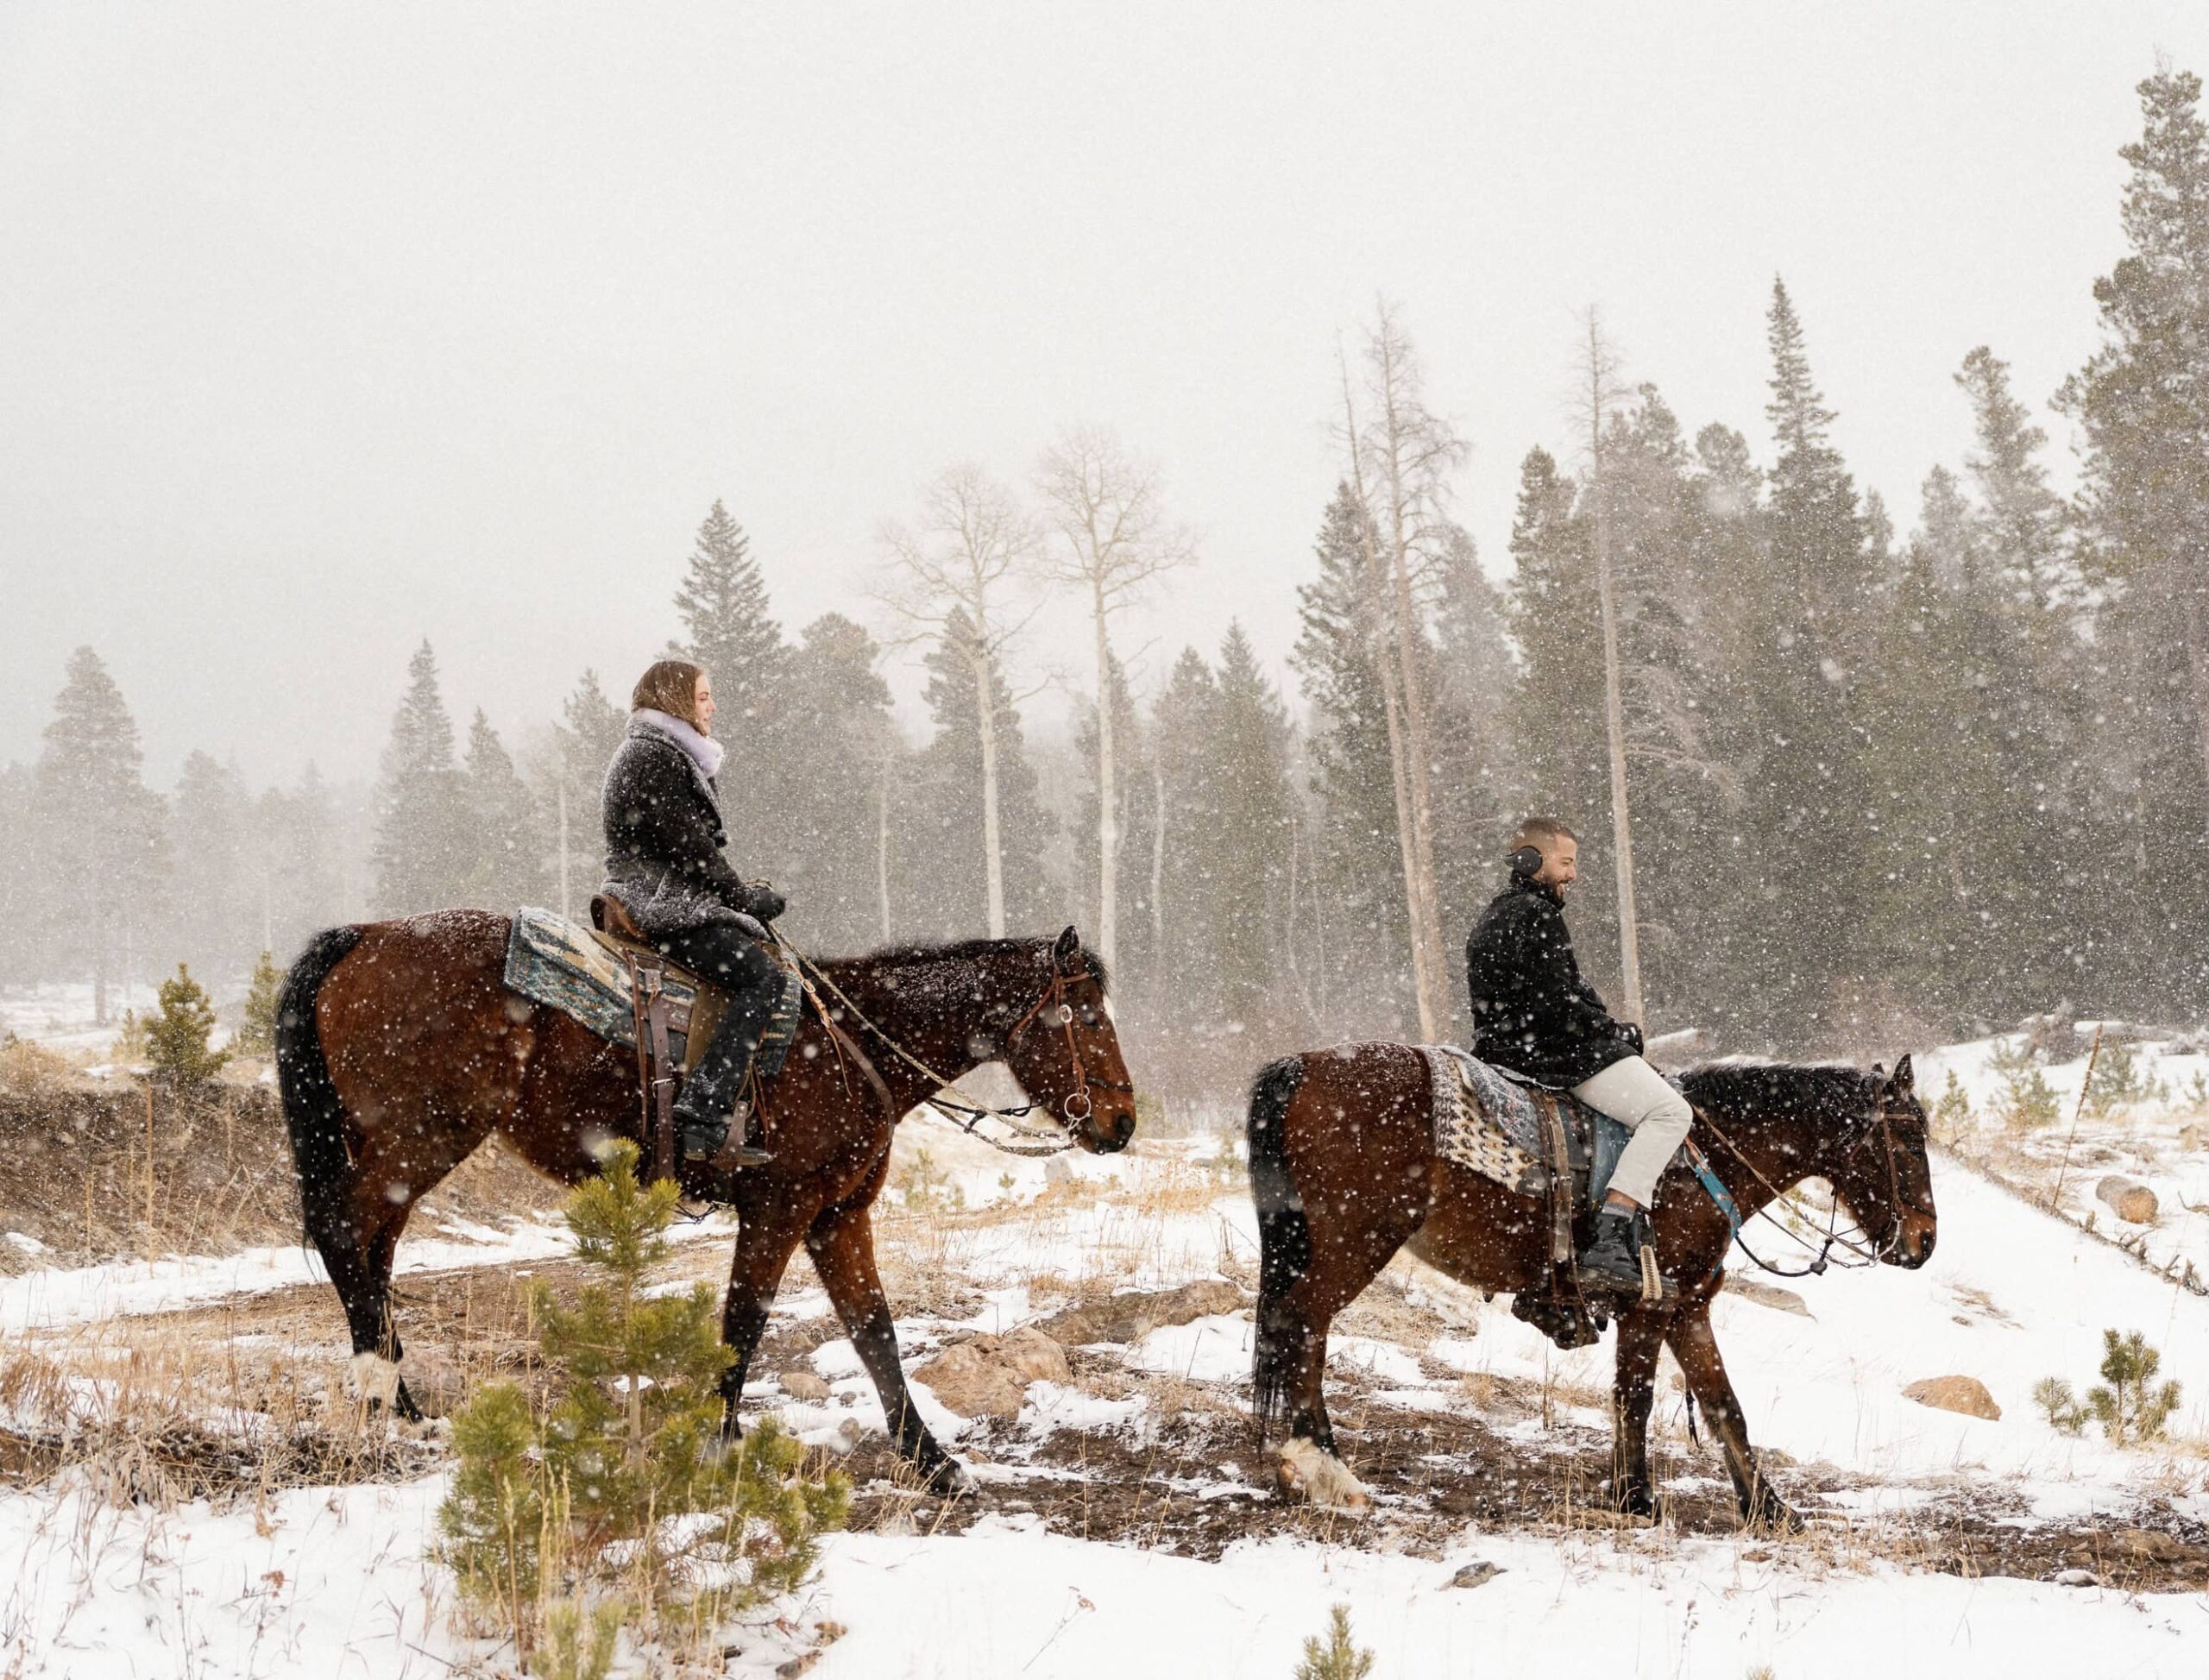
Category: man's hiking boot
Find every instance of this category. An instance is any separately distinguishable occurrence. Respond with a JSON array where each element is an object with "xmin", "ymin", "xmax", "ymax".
[{"xmin": 1577, "ymin": 1207, "xmax": 1669, "ymax": 1302}]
